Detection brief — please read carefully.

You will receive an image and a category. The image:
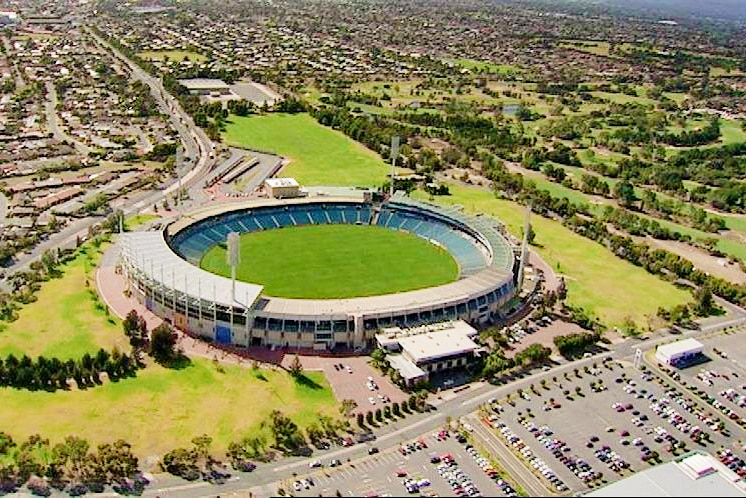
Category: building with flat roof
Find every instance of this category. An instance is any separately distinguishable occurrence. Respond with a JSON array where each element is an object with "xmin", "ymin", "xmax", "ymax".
[
  {"xmin": 587, "ymin": 452, "xmax": 746, "ymax": 497},
  {"xmin": 0, "ymin": 11, "xmax": 18, "ymax": 26},
  {"xmin": 265, "ymin": 177, "xmax": 302, "ymax": 199},
  {"xmin": 377, "ymin": 321, "xmax": 481, "ymax": 385},
  {"xmin": 178, "ymin": 78, "xmax": 232, "ymax": 96},
  {"xmin": 656, "ymin": 338, "xmax": 704, "ymax": 367}
]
